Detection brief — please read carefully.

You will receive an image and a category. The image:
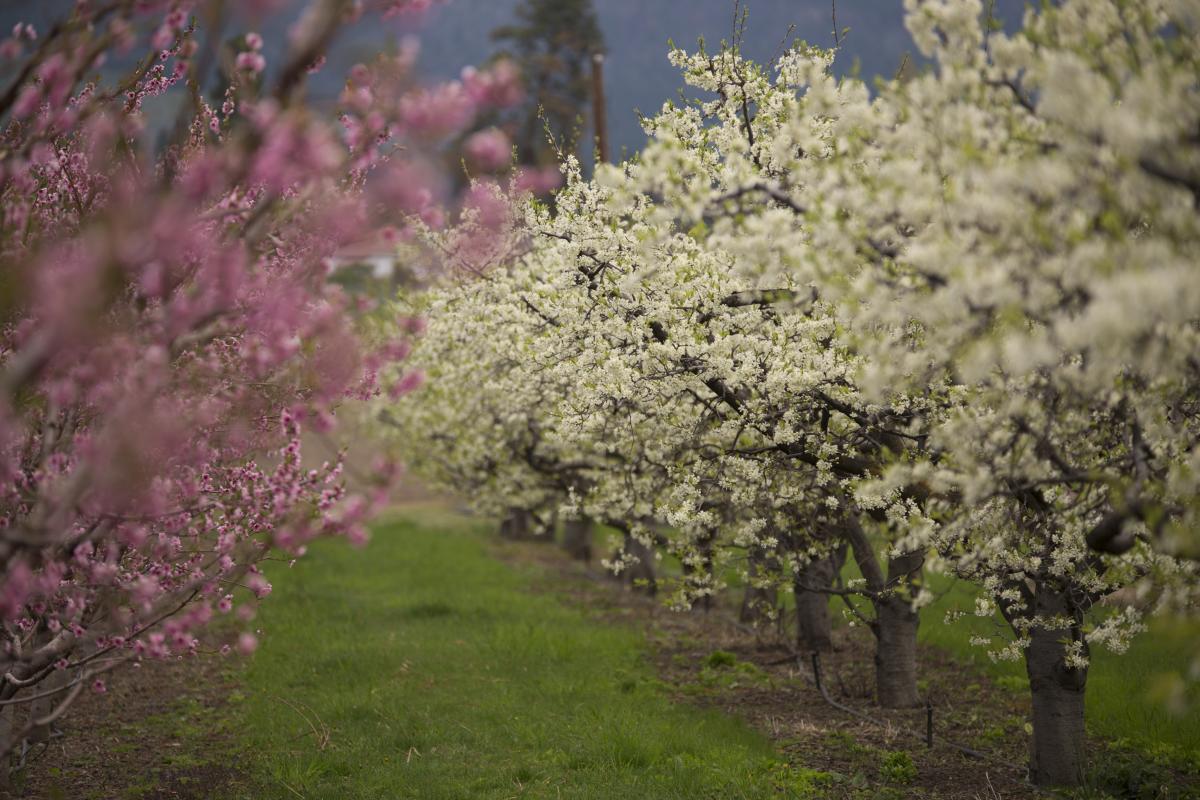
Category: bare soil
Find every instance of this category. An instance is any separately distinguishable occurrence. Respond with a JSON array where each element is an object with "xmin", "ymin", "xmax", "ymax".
[{"xmin": 7, "ymin": 645, "xmax": 245, "ymax": 800}]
